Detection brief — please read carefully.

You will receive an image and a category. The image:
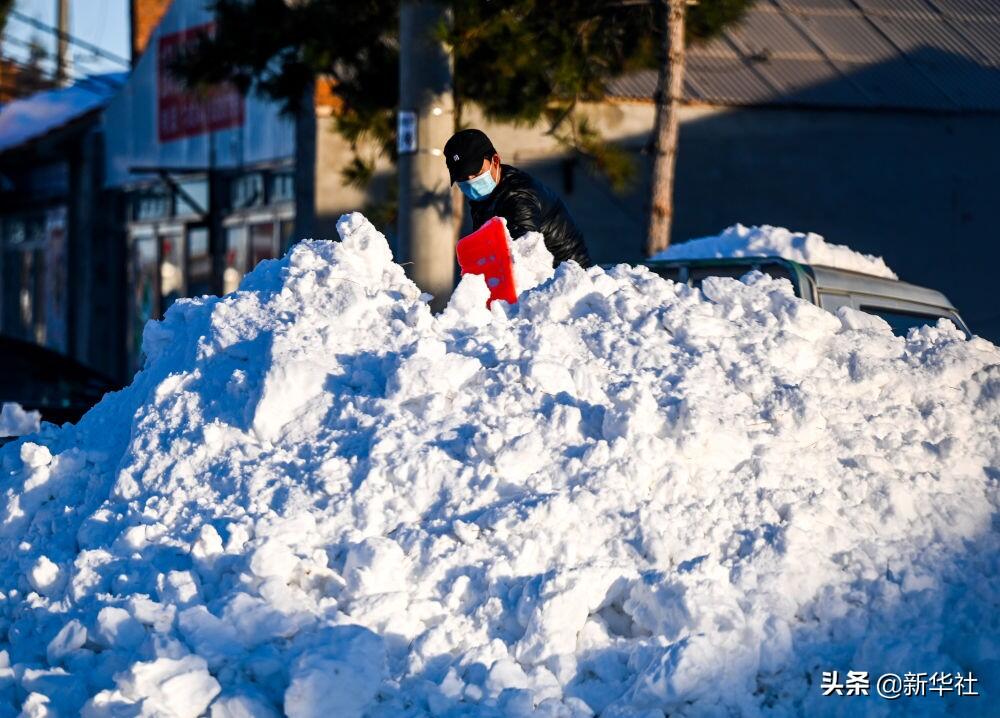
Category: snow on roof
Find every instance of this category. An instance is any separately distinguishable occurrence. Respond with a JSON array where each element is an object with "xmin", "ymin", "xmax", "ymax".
[
  {"xmin": 653, "ymin": 223, "xmax": 899, "ymax": 279},
  {"xmin": 1, "ymin": 214, "xmax": 997, "ymax": 715},
  {"xmin": 0, "ymin": 73, "xmax": 125, "ymax": 154}
]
